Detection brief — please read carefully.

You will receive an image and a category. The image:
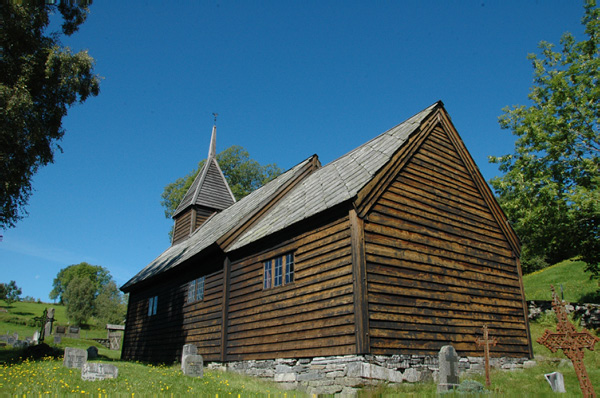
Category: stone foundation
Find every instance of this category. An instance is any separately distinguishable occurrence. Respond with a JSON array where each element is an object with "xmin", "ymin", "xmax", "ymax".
[{"xmin": 207, "ymin": 354, "xmax": 531, "ymax": 396}]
